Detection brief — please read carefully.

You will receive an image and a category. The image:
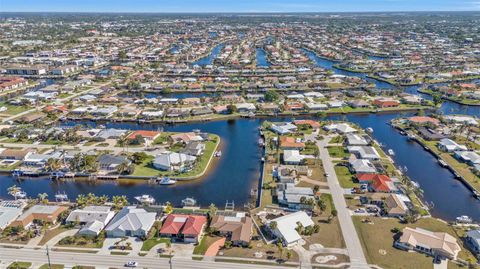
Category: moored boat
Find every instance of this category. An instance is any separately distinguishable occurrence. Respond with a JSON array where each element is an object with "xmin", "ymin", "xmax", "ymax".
[
  {"xmin": 366, "ymin": 127, "xmax": 374, "ymax": 133},
  {"xmin": 438, "ymin": 159, "xmax": 447, "ymax": 167},
  {"xmin": 135, "ymin": 194, "xmax": 155, "ymax": 204},
  {"xmin": 388, "ymin": 149, "xmax": 395, "ymax": 156},
  {"xmin": 456, "ymin": 215, "xmax": 473, "ymax": 224},
  {"xmin": 182, "ymin": 197, "xmax": 197, "ymax": 207},
  {"xmin": 214, "ymin": 151, "xmax": 222, "ymax": 157},
  {"xmin": 157, "ymin": 177, "xmax": 177, "ymax": 185}
]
